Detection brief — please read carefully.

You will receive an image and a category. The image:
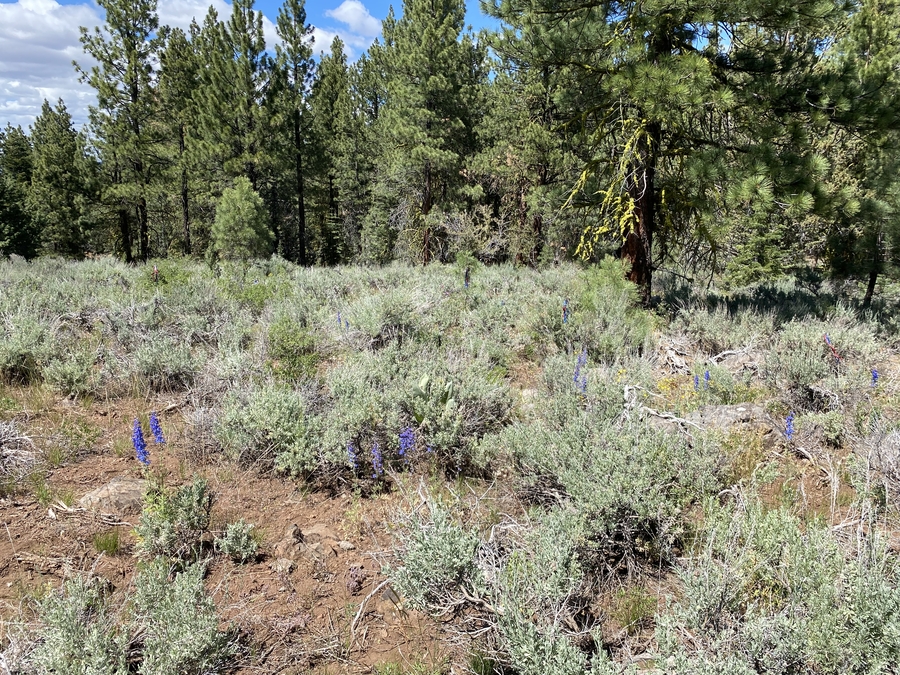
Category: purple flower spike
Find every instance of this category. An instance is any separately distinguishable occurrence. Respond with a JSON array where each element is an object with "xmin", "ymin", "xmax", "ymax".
[
  {"xmin": 399, "ymin": 427, "xmax": 415, "ymax": 462},
  {"xmin": 785, "ymin": 412, "xmax": 795, "ymax": 442},
  {"xmin": 149, "ymin": 412, "xmax": 165, "ymax": 444},
  {"xmin": 132, "ymin": 419, "xmax": 150, "ymax": 467},
  {"xmin": 371, "ymin": 442, "xmax": 383, "ymax": 479}
]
